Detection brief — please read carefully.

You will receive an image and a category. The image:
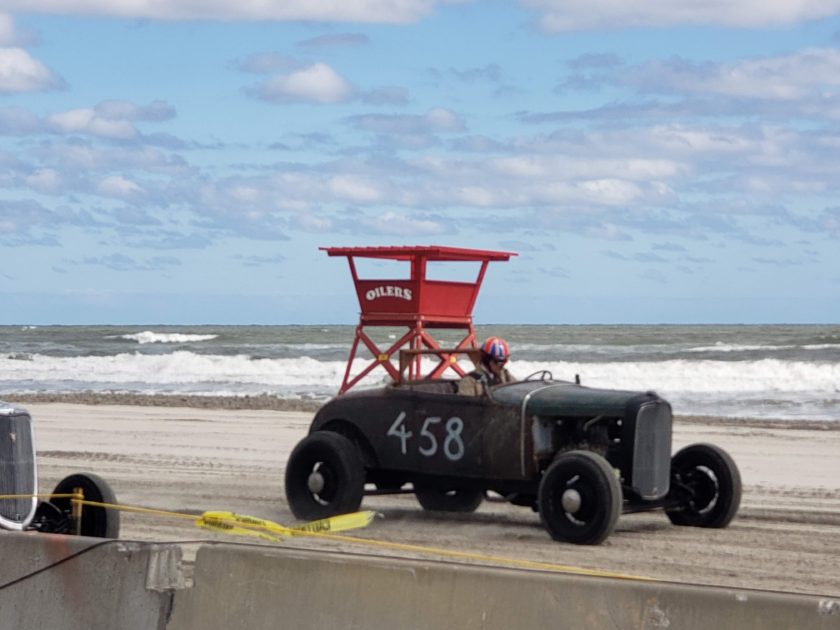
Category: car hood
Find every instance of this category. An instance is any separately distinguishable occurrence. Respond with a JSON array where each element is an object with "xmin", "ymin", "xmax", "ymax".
[{"xmin": 491, "ymin": 380, "xmax": 654, "ymax": 417}]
